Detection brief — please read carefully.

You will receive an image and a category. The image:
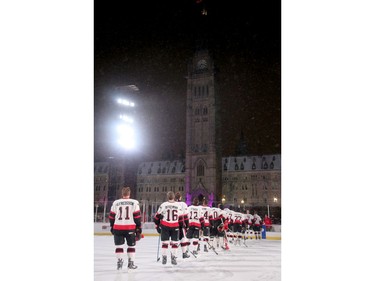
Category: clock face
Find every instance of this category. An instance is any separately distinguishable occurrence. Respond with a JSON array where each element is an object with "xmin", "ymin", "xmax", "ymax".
[{"xmin": 197, "ymin": 59, "xmax": 207, "ymax": 70}]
